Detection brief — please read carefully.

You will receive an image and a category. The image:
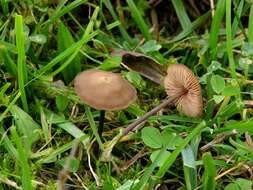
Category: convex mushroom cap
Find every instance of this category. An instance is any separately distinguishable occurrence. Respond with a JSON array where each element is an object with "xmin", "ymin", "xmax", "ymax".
[
  {"xmin": 74, "ymin": 69, "xmax": 137, "ymax": 110},
  {"xmin": 164, "ymin": 64, "xmax": 203, "ymax": 117}
]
